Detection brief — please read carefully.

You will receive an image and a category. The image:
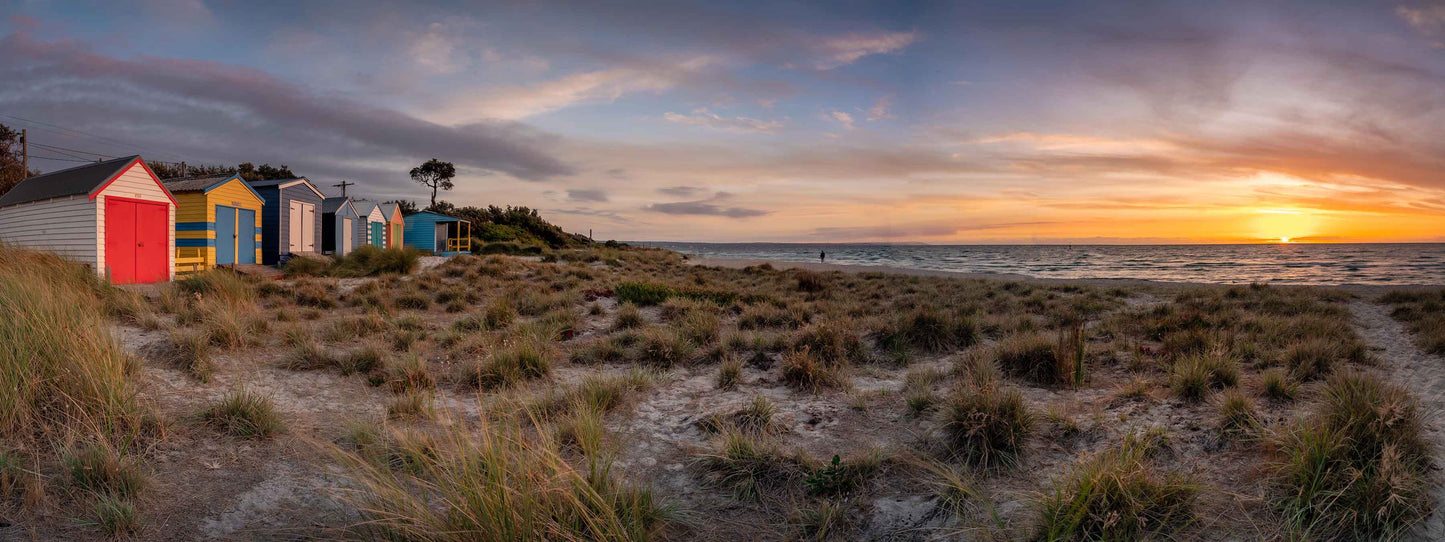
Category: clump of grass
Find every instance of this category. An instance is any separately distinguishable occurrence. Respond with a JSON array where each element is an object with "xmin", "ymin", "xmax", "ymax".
[
  {"xmin": 387, "ymin": 391, "xmax": 434, "ymax": 421},
  {"xmin": 677, "ymin": 309, "xmax": 721, "ymax": 345},
  {"xmin": 1283, "ymin": 337, "xmax": 1339, "ymax": 381},
  {"xmin": 994, "ymin": 332, "xmax": 1070, "ymax": 386},
  {"xmin": 941, "ymin": 384, "xmax": 1033, "ymax": 467},
  {"xmin": 717, "ymin": 358, "xmax": 743, "ymax": 390},
  {"xmin": 694, "ymin": 429, "xmax": 809, "ymax": 500},
  {"xmin": 1170, "ymin": 353, "xmax": 1236, "ymax": 402},
  {"xmin": 173, "ymin": 268, "xmax": 255, "ymax": 305},
  {"xmin": 379, "ymin": 354, "xmax": 437, "ymax": 393},
  {"xmin": 1037, "ymin": 437, "xmax": 1198, "ymax": 540},
  {"xmin": 793, "ymin": 318, "xmax": 866, "ymax": 366},
  {"xmin": 394, "ymin": 291, "xmax": 431, "ymax": 311},
  {"xmin": 794, "ymin": 270, "xmax": 828, "ymax": 293},
  {"xmin": 66, "ymin": 444, "xmax": 145, "ymax": 499},
  {"xmin": 202, "ymin": 388, "xmax": 284, "ymax": 439},
  {"xmin": 780, "ymin": 347, "xmax": 846, "ymax": 392},
  {"xmin": 0, "ymin": 246, "xmax": 149, "ymax": 441},
  {"xmin": 1272, "ymin": 370, "xmax": 1432, "ymax": 539},
  {"xmin": 287, "ymin": 339, "xmax": 339, "ymax": 370},
  {"xmin": 616, "ymin": 282, "xmax": 673, "ymax": 306},
  {"xmin": 342, "ymin": 343, "xmax": 388, "ymax": 375},
  {"xmin": 281, "ymin": 254, "xmax": 332, "ymax": 276},
  {"xmin": 163, "ymin": 330, "xmax": 215, "ymax": 382},
  {"xmin": 879, "ymin": 308, "xmax": 979, "ymax": 354},
  {"xmin": 637, "ymin": 327, "xmax": 695, "ymax": 368},
  {"xmin": 91, "ymin": 495, "xmax": 139, "ymax": 537},
  {"xmin": 335, "ymin": 421, "xmax": 671, "ymax": 540},
  {"xmin": 1261, "ymin": 368, "xmax": 1297, "ymax": 402},
  {"xmin": 804, "ymin": 453, "xmax": 881, "ymax": 497},
  {"xmin": 331, "ymin": 246, "xmax": 422, "ymax": 277},
  {"xmin": 1216, "ymin": 389, "xmax": 1256, "ymax": 437},
  {"xmin": 612, "ymin": 302, "xmax": 644, "ymax": 330},
  {"xmin": 471, "ymin": 341, "xmax": 552, "ymax": 389},
  {"xmin": 531, "ymin": 371, "xmax": 655, "ymax": 420}
]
